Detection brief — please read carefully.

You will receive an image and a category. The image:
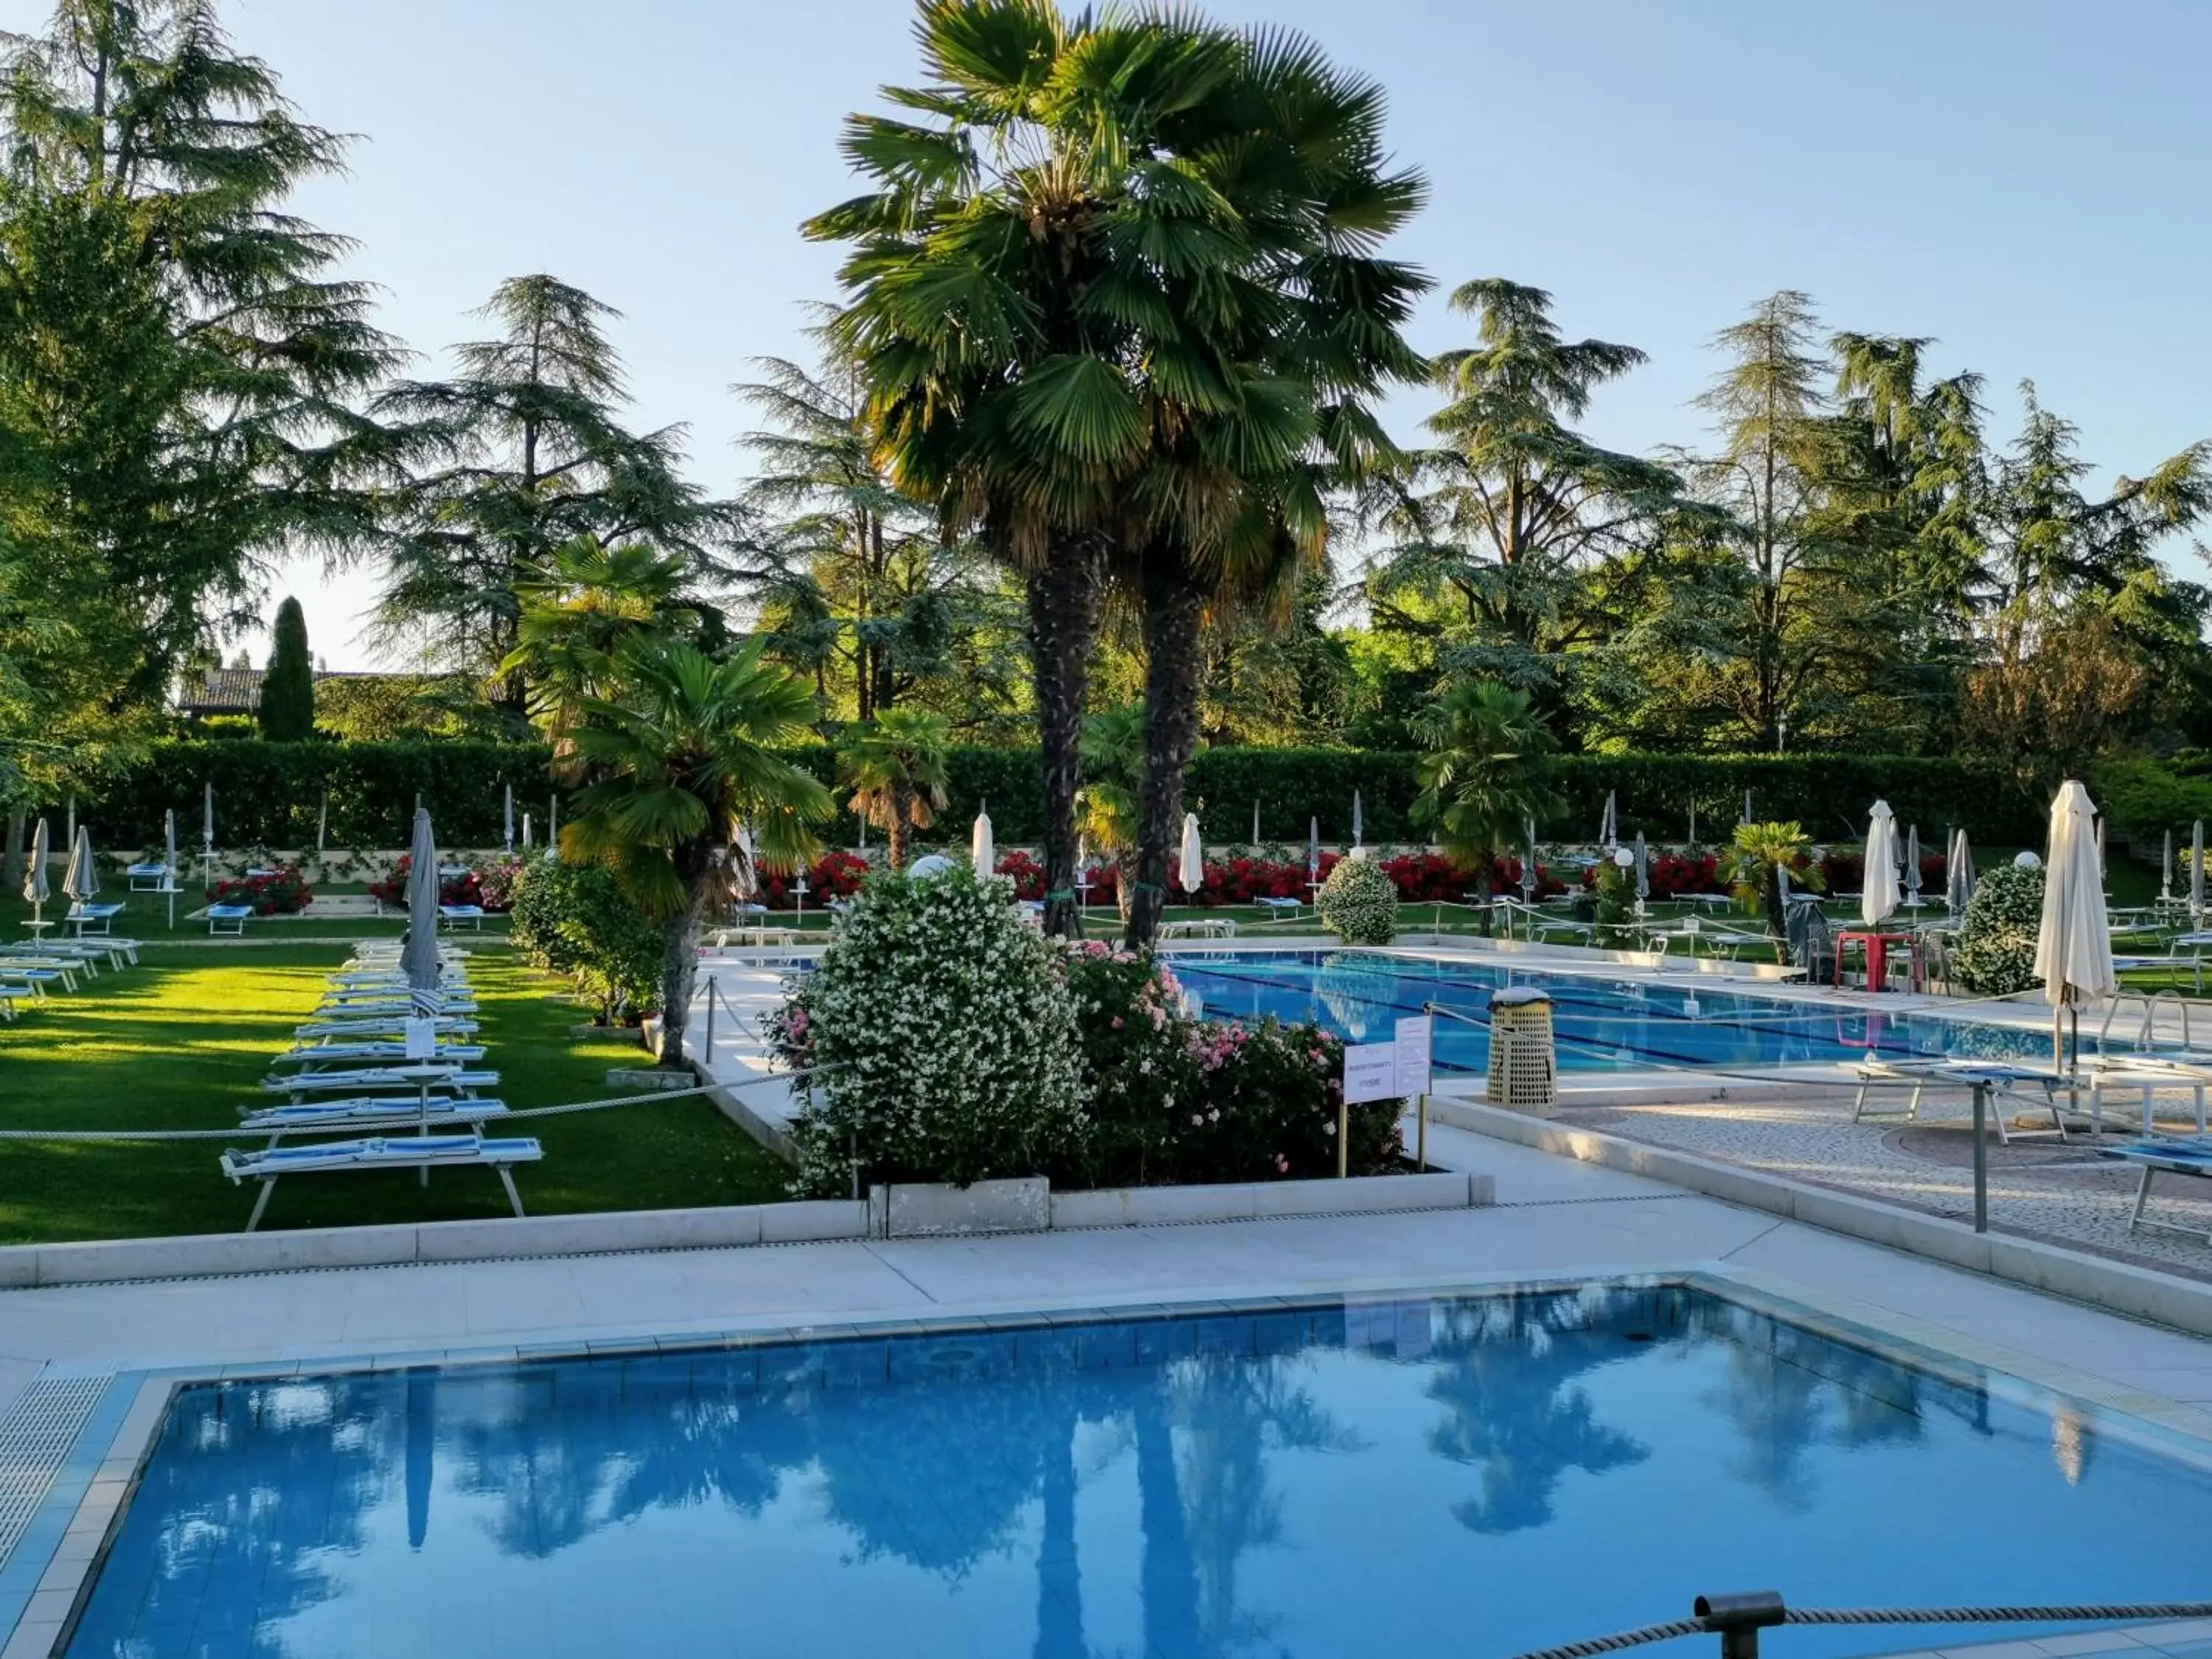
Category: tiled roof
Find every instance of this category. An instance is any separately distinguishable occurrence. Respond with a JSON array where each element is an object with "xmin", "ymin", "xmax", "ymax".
[{"xmin": 177, "ymin": 667, "xmax": 386, "ymax": 713}]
